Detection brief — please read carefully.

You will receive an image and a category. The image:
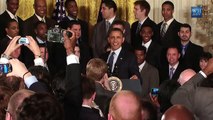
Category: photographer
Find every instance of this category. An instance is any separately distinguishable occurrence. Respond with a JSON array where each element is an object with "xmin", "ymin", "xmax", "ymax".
[{"xmin": 0, "ymin": 36, "xmax": 44, "ymax": 67}]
